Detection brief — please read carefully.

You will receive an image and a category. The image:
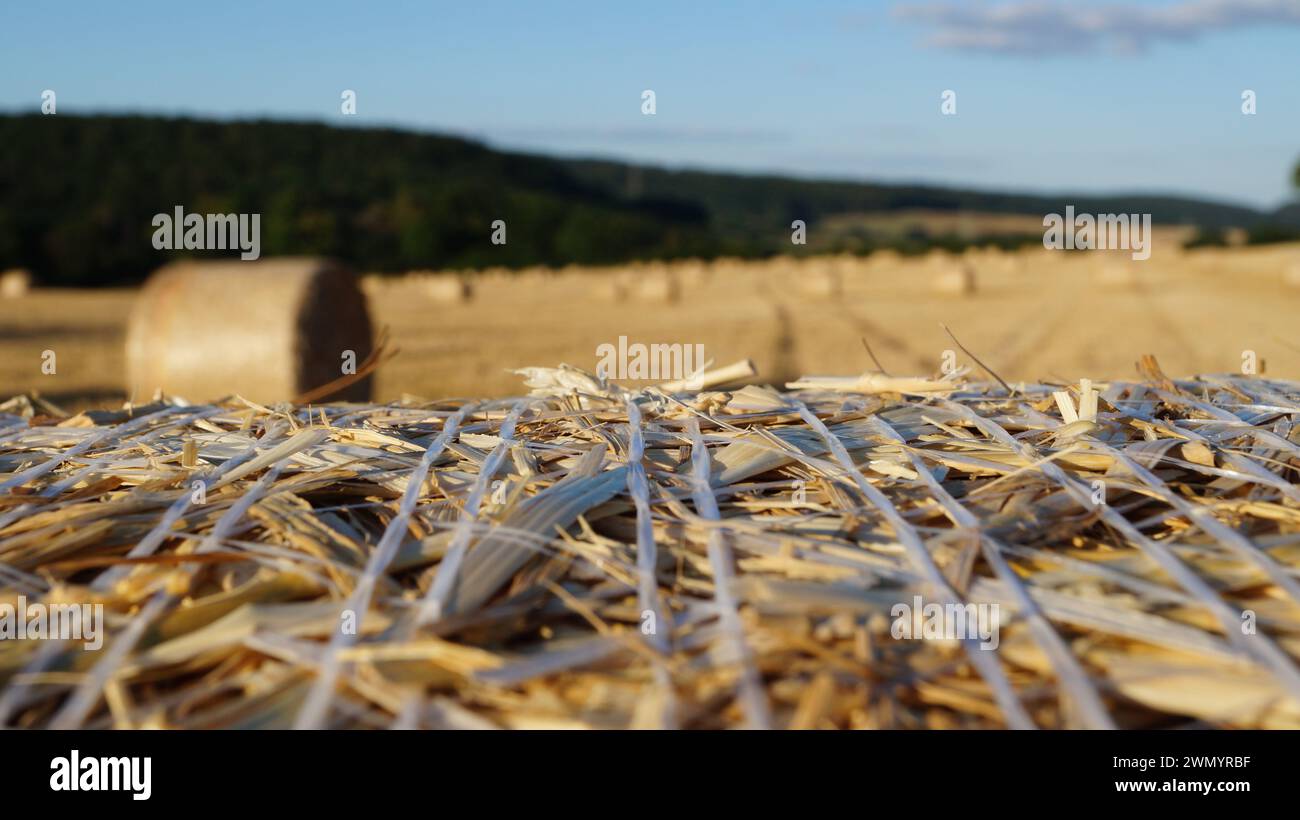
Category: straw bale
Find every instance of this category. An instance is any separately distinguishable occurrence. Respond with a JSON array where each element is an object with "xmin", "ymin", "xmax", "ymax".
[
  {"xmin": 868, "ymin": 248, "xmax": 903, "ymax": 267},
  {"xmin": 0, "ymin": 268, "xmax": 31, "ymax": 299},
  {"xmin": 799, "ymin": 265, "xmax": 841, "ymax": 299},
  {"xmin": 931, "ymin": 262, "xmax": 976, "ymax": 295},
  {"xmin": 124, "ymin": 258, "xmax": 373, "ymax": 404},
  {"xmin": 424, "ymin": 274, "xmax": 473, "ymax": 303},
  {"xmin": 674, "ymin": 258, "xmax": 710, "ymax": 288},
  {"xmin": 632, "ymin": 270, "xmax": 679, "ymax": 303},
  {"xmin": 1095, "ymin": 260, "xmax": 1138, "ymax": 288},
  {"xmin": 5, "ymin": 357, "xmax": 1300, "ymax": 730},
  {"xmin": 595, "ymin": 272, "xmax": 630, "ymax": 302},
  {"xmin": 1284, "ymin": 260, "xmax": 1300, "ymax": 289}
]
